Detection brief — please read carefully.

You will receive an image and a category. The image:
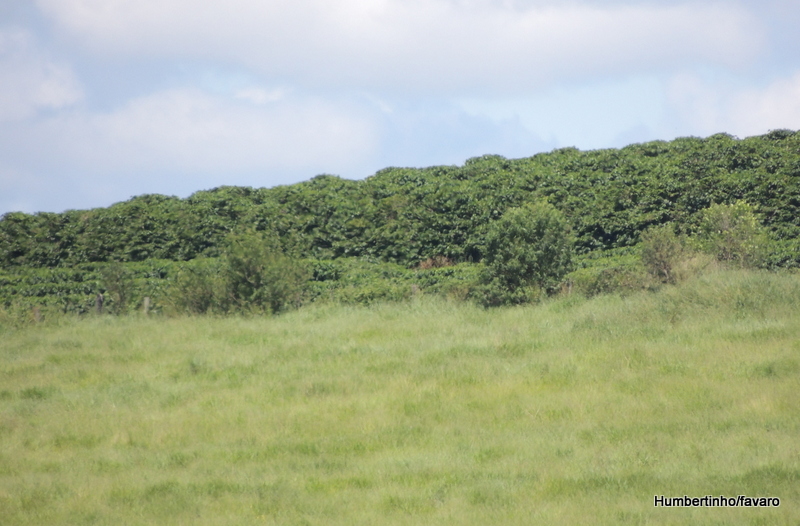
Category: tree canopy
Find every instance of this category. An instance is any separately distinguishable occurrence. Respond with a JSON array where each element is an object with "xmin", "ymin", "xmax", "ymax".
[{"xmin": 2, "ymin": 130, "xmax": 799, "ymax": 270}]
